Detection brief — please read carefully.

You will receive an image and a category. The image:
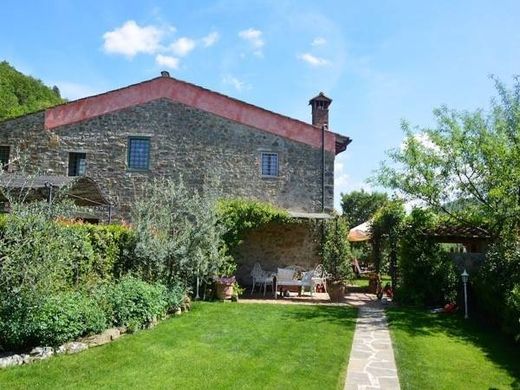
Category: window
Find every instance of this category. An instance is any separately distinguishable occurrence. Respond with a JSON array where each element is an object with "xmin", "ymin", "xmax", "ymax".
[
  {"xmin": 0, "ymin": 146, "xmax": 9, "ymax": 171},
  {"xmin": 128, "ymin": 137, "xmax": 150, "ymax": 170},
  {"xmin": 68, "ymin": 152, "xmax": 86, "ymax": 176},
  {"xmin": 261, "ymin": 152, "xmax": 278, "ymax": 177}
]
